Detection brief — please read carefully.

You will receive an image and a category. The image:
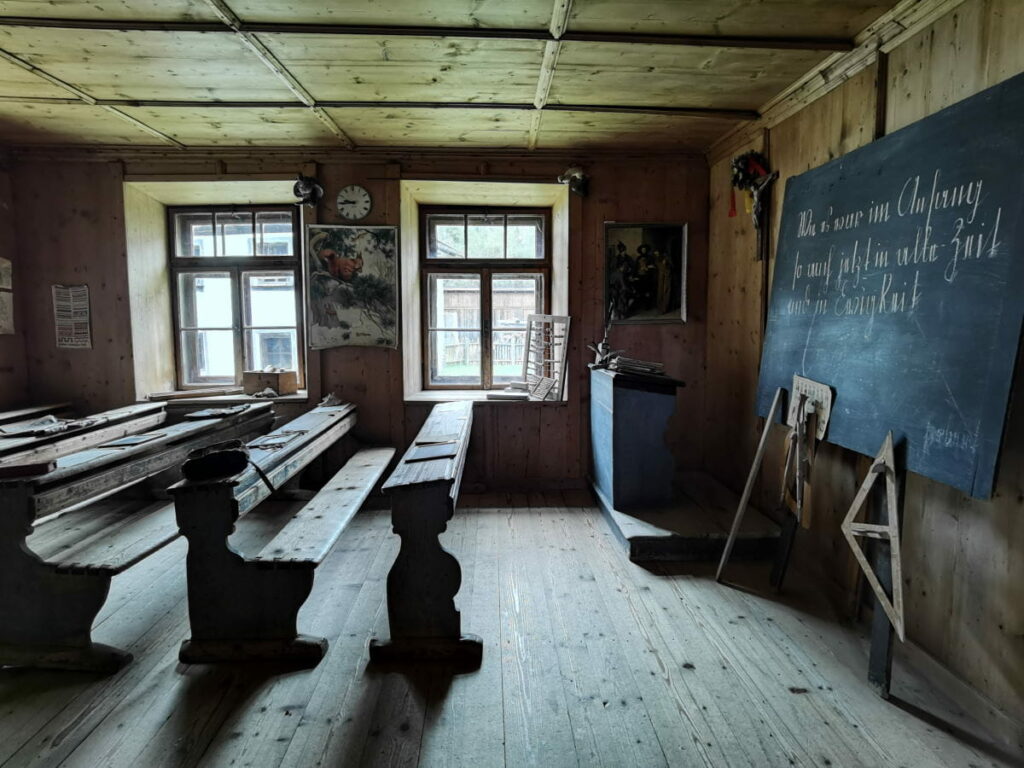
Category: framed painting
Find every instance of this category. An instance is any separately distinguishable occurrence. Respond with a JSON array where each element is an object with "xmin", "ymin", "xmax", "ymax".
[
  {"xmin": 604, "ymin": 222, "xmax": 687, "ymax": 323},
  {"xmin": 306, "ymin": 225, "xmax": 399, "ymax": 349}
]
